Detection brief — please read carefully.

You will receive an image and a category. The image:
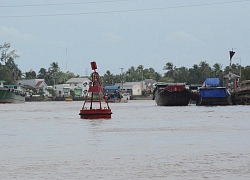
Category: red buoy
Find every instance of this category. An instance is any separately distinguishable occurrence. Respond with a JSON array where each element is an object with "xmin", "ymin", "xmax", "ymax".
[{"xmin": 79, "ymin": 61, "xmax": 112, "ymax": 119}]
